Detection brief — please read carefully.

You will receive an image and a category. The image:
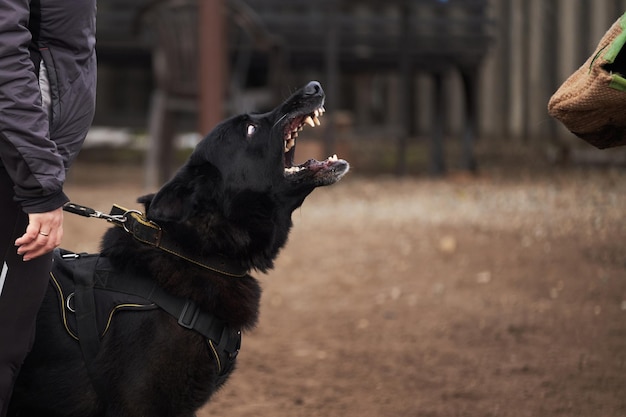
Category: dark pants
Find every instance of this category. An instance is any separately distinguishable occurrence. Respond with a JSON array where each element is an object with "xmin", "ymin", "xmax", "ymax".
[{"xmin": 0, "ymin": 168, "xmax": 52, "ymax": 417}]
